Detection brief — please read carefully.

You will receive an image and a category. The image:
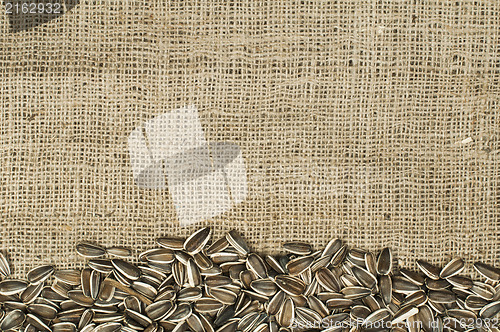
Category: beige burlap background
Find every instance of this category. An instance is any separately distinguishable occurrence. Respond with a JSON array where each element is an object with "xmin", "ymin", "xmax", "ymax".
[{"xmin": 0, "ymin": 0, "xmax": 499, "ymax": 278}]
